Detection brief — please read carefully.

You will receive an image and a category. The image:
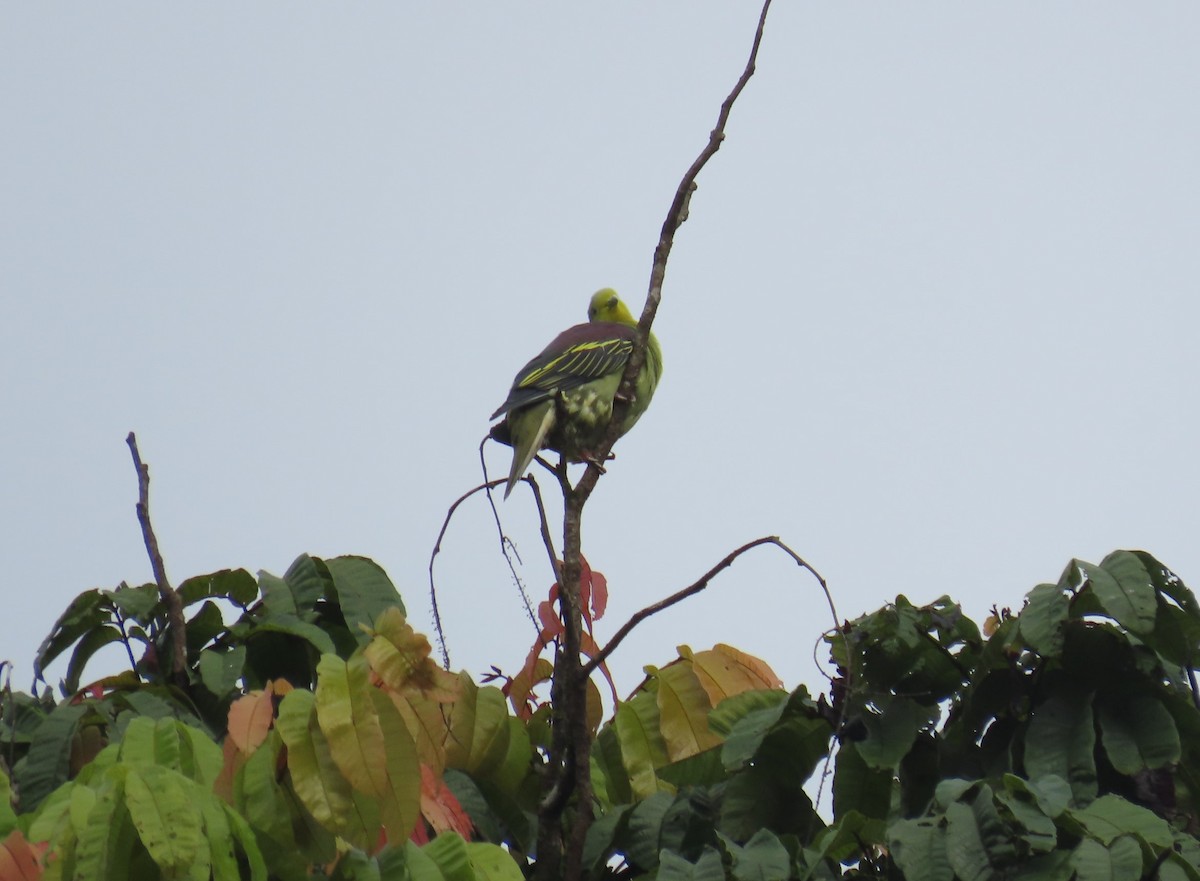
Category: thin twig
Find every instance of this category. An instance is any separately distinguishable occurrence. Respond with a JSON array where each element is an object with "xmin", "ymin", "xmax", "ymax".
[
  {"xmin": 479, "ymin": 439, "xmax": 539, "ymax": 629},
  {"xmin": 125, "ymin": 433, "xmax": 187, "ymax": 685},
  {"xmin": 429, "ymin": 478, "xmax": 510, "ymax": 669}
]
